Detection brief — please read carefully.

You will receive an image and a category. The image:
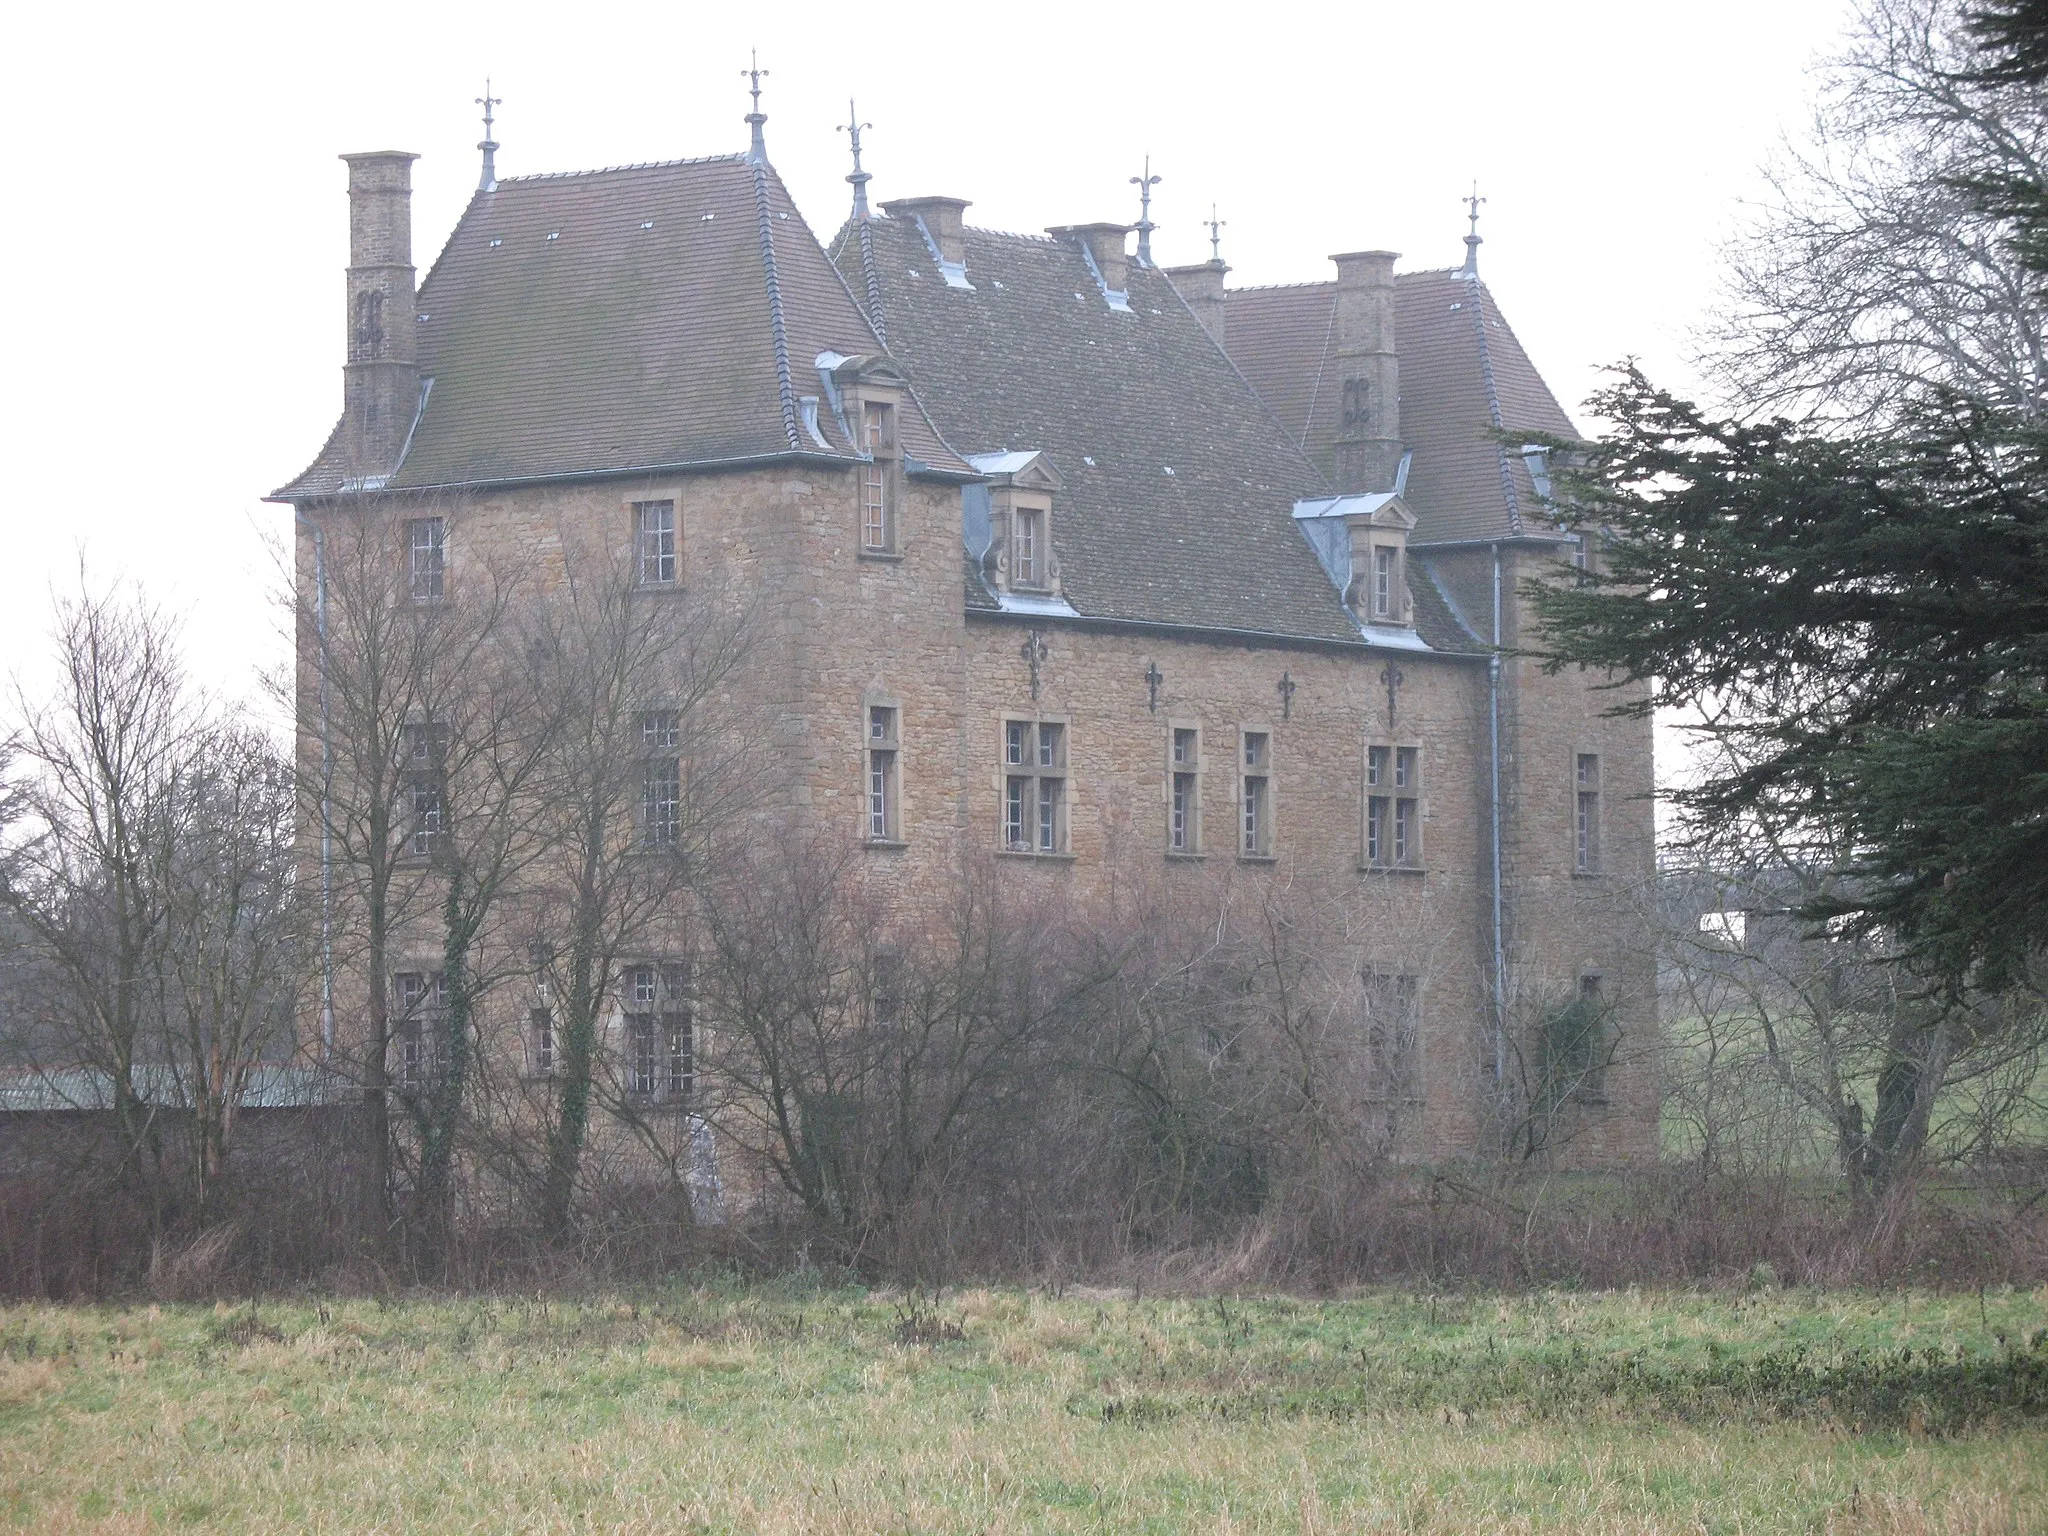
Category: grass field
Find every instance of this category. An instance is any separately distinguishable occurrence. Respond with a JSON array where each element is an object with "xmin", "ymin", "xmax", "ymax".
[{"xmin": 3, "ymin": 1280, "xmax": 2046, "ymax": 1534}]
